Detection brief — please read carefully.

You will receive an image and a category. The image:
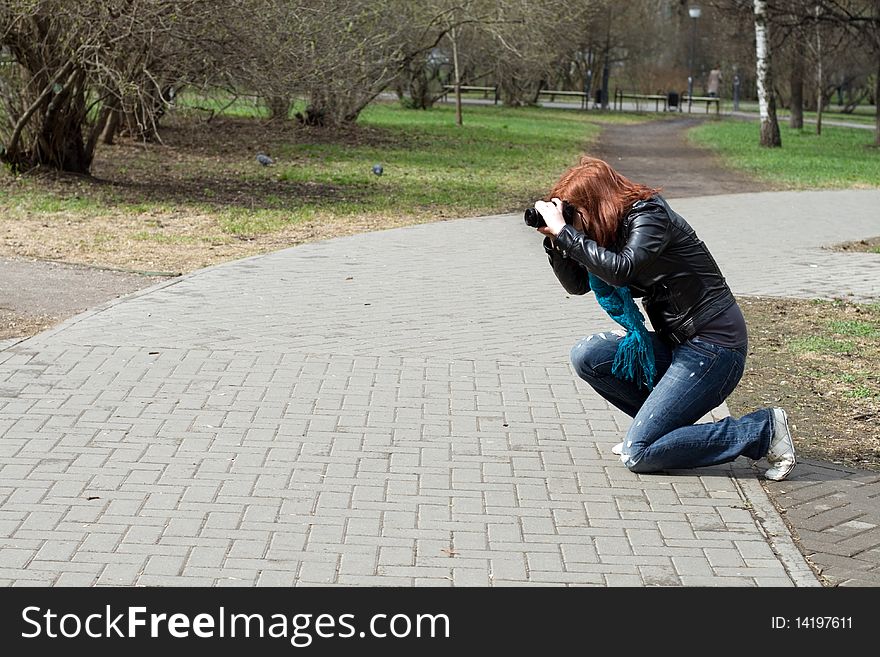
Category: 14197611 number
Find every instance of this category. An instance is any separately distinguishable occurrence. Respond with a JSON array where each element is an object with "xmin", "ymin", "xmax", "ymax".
[
  {"xmin": 771, "ymin": 616, "xmax": 853, "ymax": 629},
  {"xmin": 797, "ymin": 617, "xmax": 852, "ymax": 629}
]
